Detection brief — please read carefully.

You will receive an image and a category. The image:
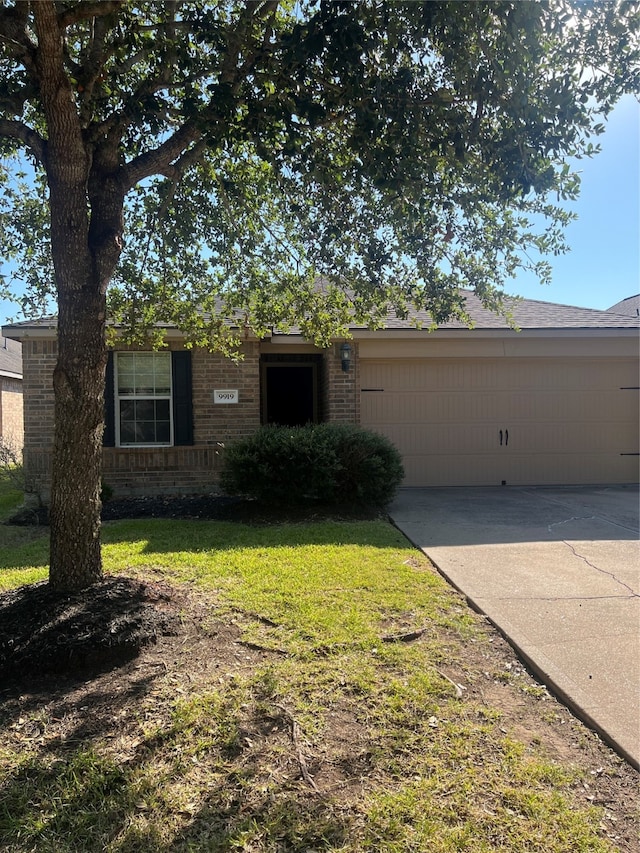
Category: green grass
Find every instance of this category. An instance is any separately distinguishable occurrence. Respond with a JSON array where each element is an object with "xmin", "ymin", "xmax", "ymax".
[
  {"xmin": 102, "ymin": 519, "xmax": 464, "ymax": 650},
  {"xmin": 0, "ymin": 468, "xmax": 23, "ymax": 522},
  {"xmin": 0, "ymin": 515, "xmax": 630, "ymax": 852}
]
